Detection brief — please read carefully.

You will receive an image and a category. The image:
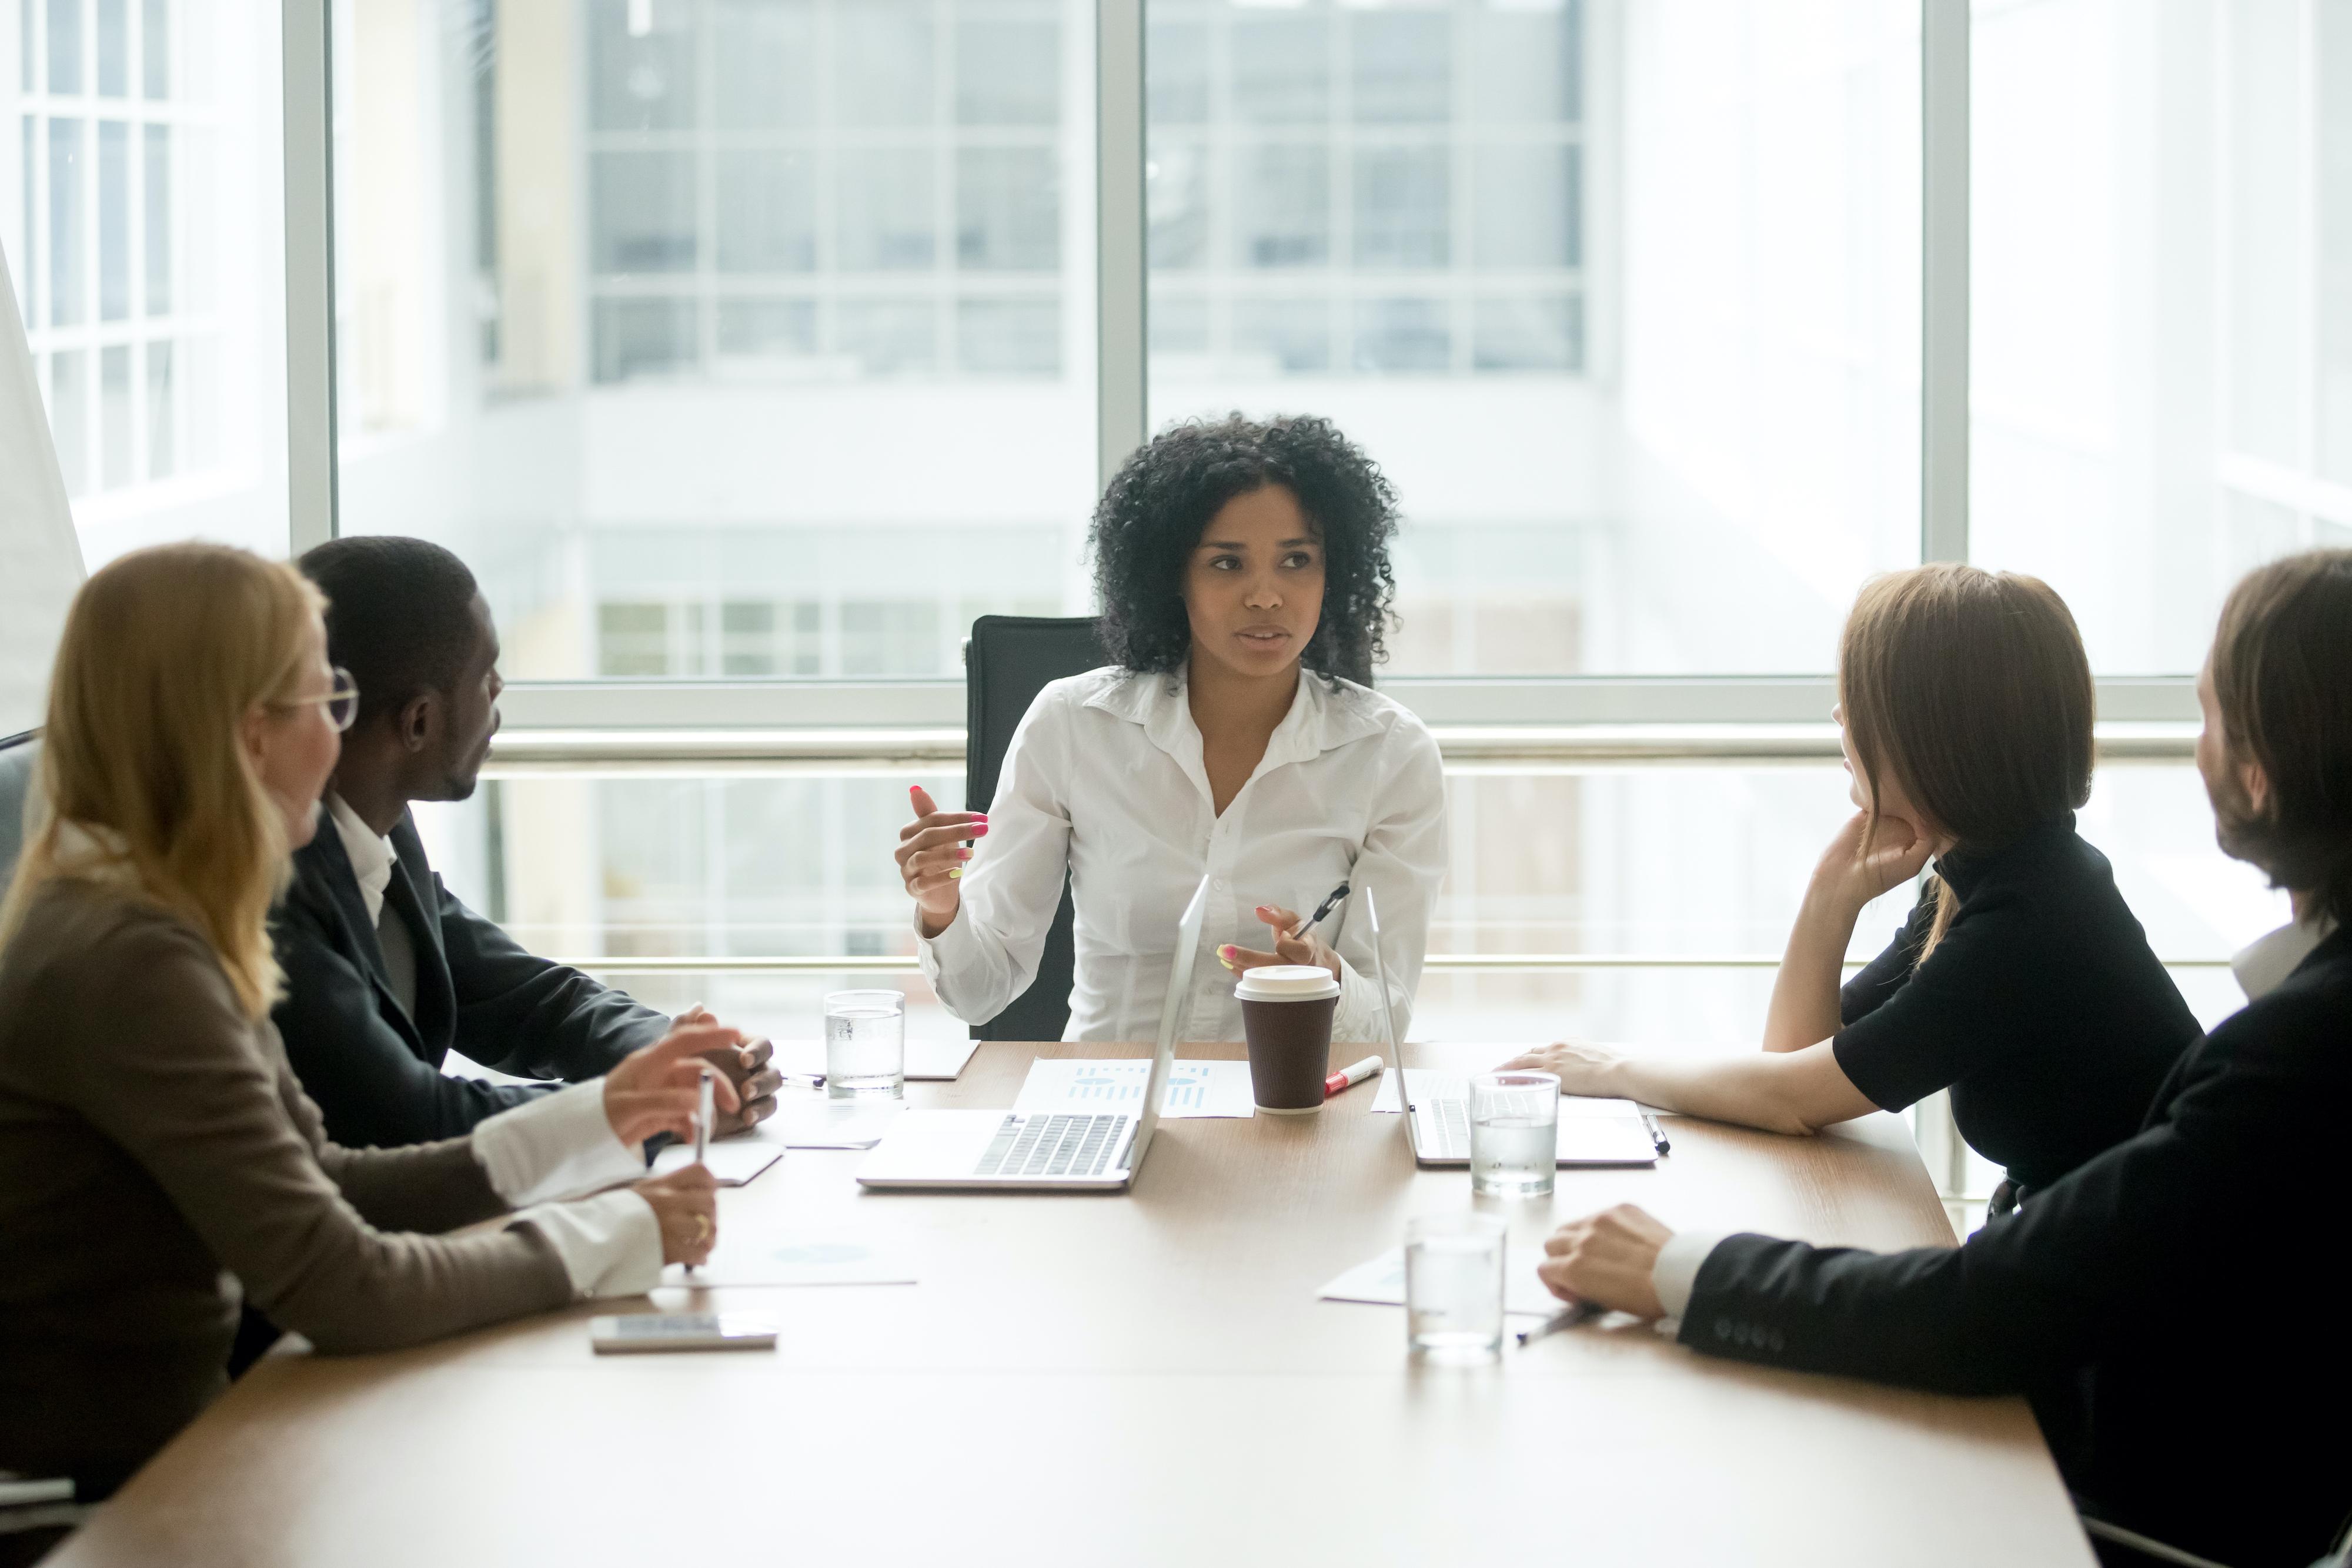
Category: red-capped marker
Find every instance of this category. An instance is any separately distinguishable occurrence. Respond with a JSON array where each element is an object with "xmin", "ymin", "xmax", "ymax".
[{"xmin": 1324, "ymin": 1055, "xmax": 1384, "ymax": 1097}]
